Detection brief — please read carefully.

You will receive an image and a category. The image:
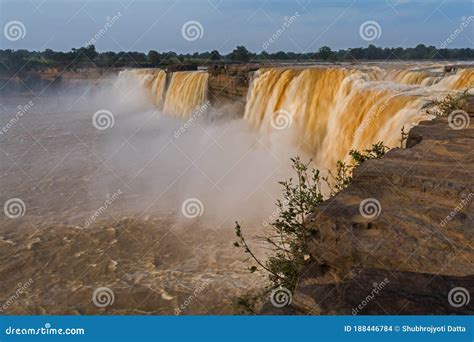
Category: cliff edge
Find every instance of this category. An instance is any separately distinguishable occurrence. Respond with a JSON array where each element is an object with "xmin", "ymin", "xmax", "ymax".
[{"xmin": 263, "ymin": 100, "xmax": 474, "ymax": 315}]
